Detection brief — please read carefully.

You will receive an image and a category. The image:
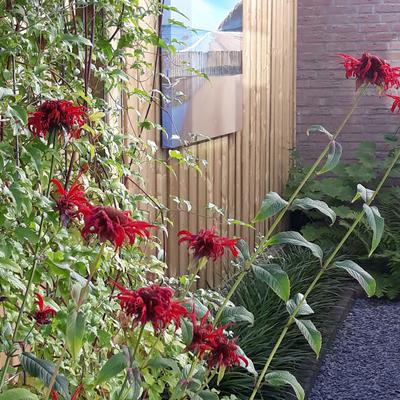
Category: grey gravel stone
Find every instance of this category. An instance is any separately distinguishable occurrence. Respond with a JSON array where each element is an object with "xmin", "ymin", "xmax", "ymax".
[{"xmin": 309, "ymin": 298, "xmax": 400, "ymax": 400}]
